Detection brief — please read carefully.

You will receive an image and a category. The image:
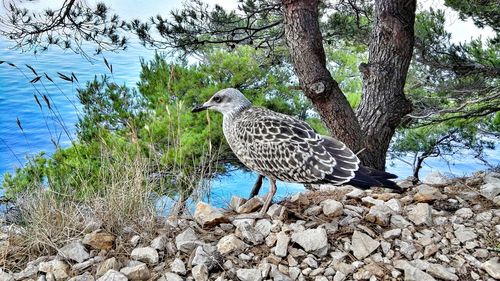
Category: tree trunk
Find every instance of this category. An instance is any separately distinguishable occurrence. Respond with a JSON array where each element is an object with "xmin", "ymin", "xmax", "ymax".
[
  {"xmin": 282, "ymin": 0, "xmax": 364, "ymax": 153},
  {"xmin": 282, "ymin": 0, "xmax": 415, "ymax": 170},
  {"xmin": 356, "ymin": 0, "xmax": 416, "ymax": 170}
]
